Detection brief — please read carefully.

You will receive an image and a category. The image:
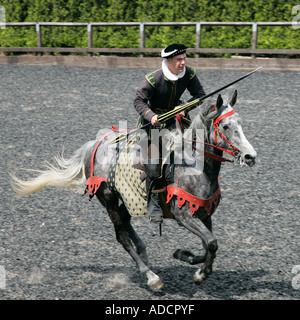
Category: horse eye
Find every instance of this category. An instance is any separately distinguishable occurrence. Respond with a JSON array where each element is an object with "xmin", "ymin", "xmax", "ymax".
[{"xmin": 223, "ymin": 125, "xmax": 229, "ymax": 130}]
